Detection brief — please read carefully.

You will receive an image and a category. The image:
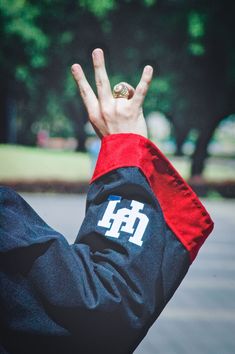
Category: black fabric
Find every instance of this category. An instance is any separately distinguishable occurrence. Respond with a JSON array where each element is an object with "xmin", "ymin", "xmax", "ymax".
[{"xmin": 0, "ymin": 168, "xmax": 190, "ymax": 354}]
